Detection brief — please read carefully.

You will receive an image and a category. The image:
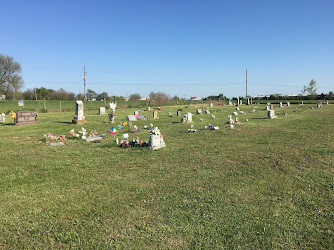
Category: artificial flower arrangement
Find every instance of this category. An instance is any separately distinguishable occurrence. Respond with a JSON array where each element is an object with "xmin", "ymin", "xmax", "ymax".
[
  {"xmin": 9, "ymin": 111, "xmax": 16, "ymax": 119},
  {"xmin": 43, "ymin": 133, "xmax": 66, "ymax": 142}
]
